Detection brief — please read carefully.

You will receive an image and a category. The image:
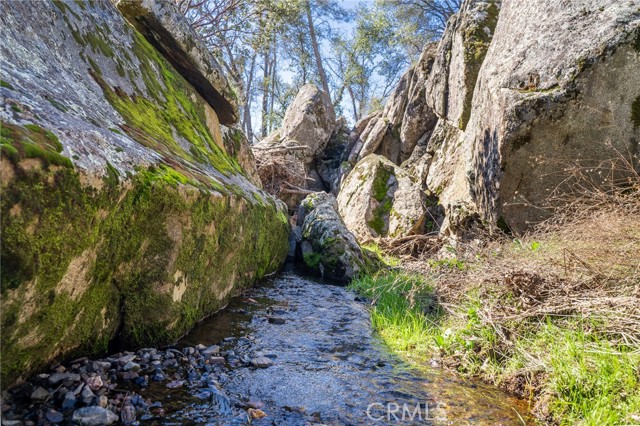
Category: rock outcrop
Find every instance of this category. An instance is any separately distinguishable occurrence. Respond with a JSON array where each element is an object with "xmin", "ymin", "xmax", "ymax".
[
  {"xmin": 0, "ymin": 0, "xmax": 289, "ymax": 385},
  {"xmin": 337, "ymin": 155, "xmax": 436, "ymax": 241},
  {"xmin": 347, "ymin": 44, "xmax": 438, "ymax": 166},
  {"xmin": 344, "ymin": 0, "xmax": 640, "ymax": 235},
  {"xmin": 294, "ymin": 193, "xmax": 366, "ymax": 282},
  {"xmin": 115, "ymin": 0, "xmax": 239, "ymax": 124},
  {"xmin": 253, "ymin": 84, "xmax": 336, "ymax": 209}
]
